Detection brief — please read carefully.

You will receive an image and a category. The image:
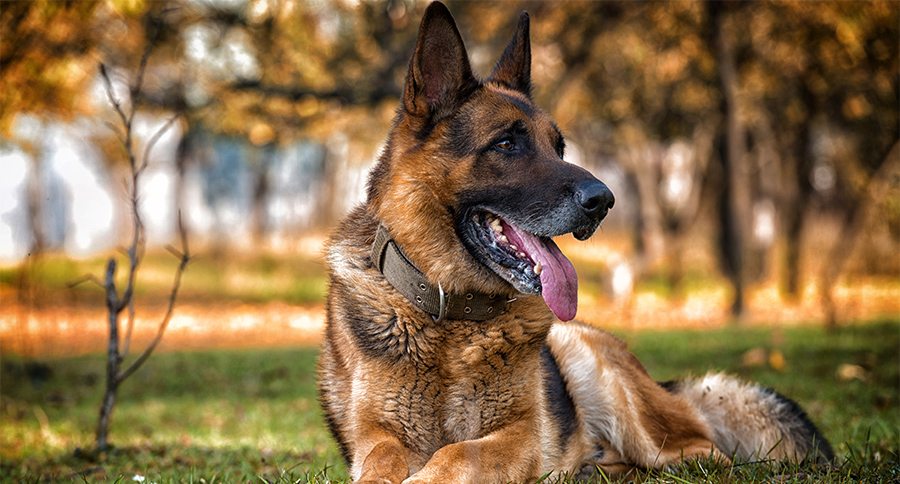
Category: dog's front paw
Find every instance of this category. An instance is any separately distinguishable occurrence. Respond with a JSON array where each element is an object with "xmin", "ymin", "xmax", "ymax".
[
  {"xmin": 402, "ymin": 467, "xmax": 480, "ymax": 484},
  {"xmin": 402, "ymin": 468, "xmax": 448, "ymax": 484},
  {"xmin": 401, "ymin": 456, "xmax": 474, "ymax": 484},
  {"xmin": 402, "ymin": 471, "xmax": 453, "ymax": 484}
]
